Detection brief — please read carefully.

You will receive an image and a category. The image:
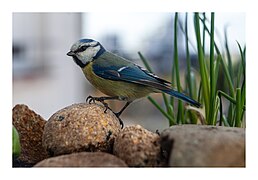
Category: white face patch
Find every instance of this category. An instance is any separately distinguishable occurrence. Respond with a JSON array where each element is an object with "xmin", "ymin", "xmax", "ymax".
[
  {"xmin": 77, "ymin": 44, "xmax": 101, "ymax": 64},
  {"xmin": 88, "ymin": 41, "xmax": 98, "ymax": 47},
  {"xmin": 69, "ymin": 39, "xmax": 105, "ymax": 67}
]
